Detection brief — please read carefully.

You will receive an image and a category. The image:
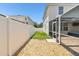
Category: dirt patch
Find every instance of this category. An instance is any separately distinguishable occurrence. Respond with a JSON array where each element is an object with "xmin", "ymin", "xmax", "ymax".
[{"xmin": 17, "ymin": 39, "xmax": 72, "ymax": 56}]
